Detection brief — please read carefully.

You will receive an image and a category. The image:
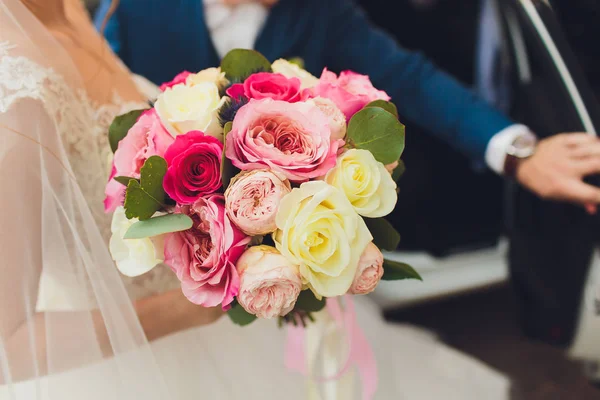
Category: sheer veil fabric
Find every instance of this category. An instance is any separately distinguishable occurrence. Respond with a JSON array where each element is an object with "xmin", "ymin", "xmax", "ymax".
[{"xmin": 0, "ymin": 1, "xmax": 170, "ymax": 397}]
